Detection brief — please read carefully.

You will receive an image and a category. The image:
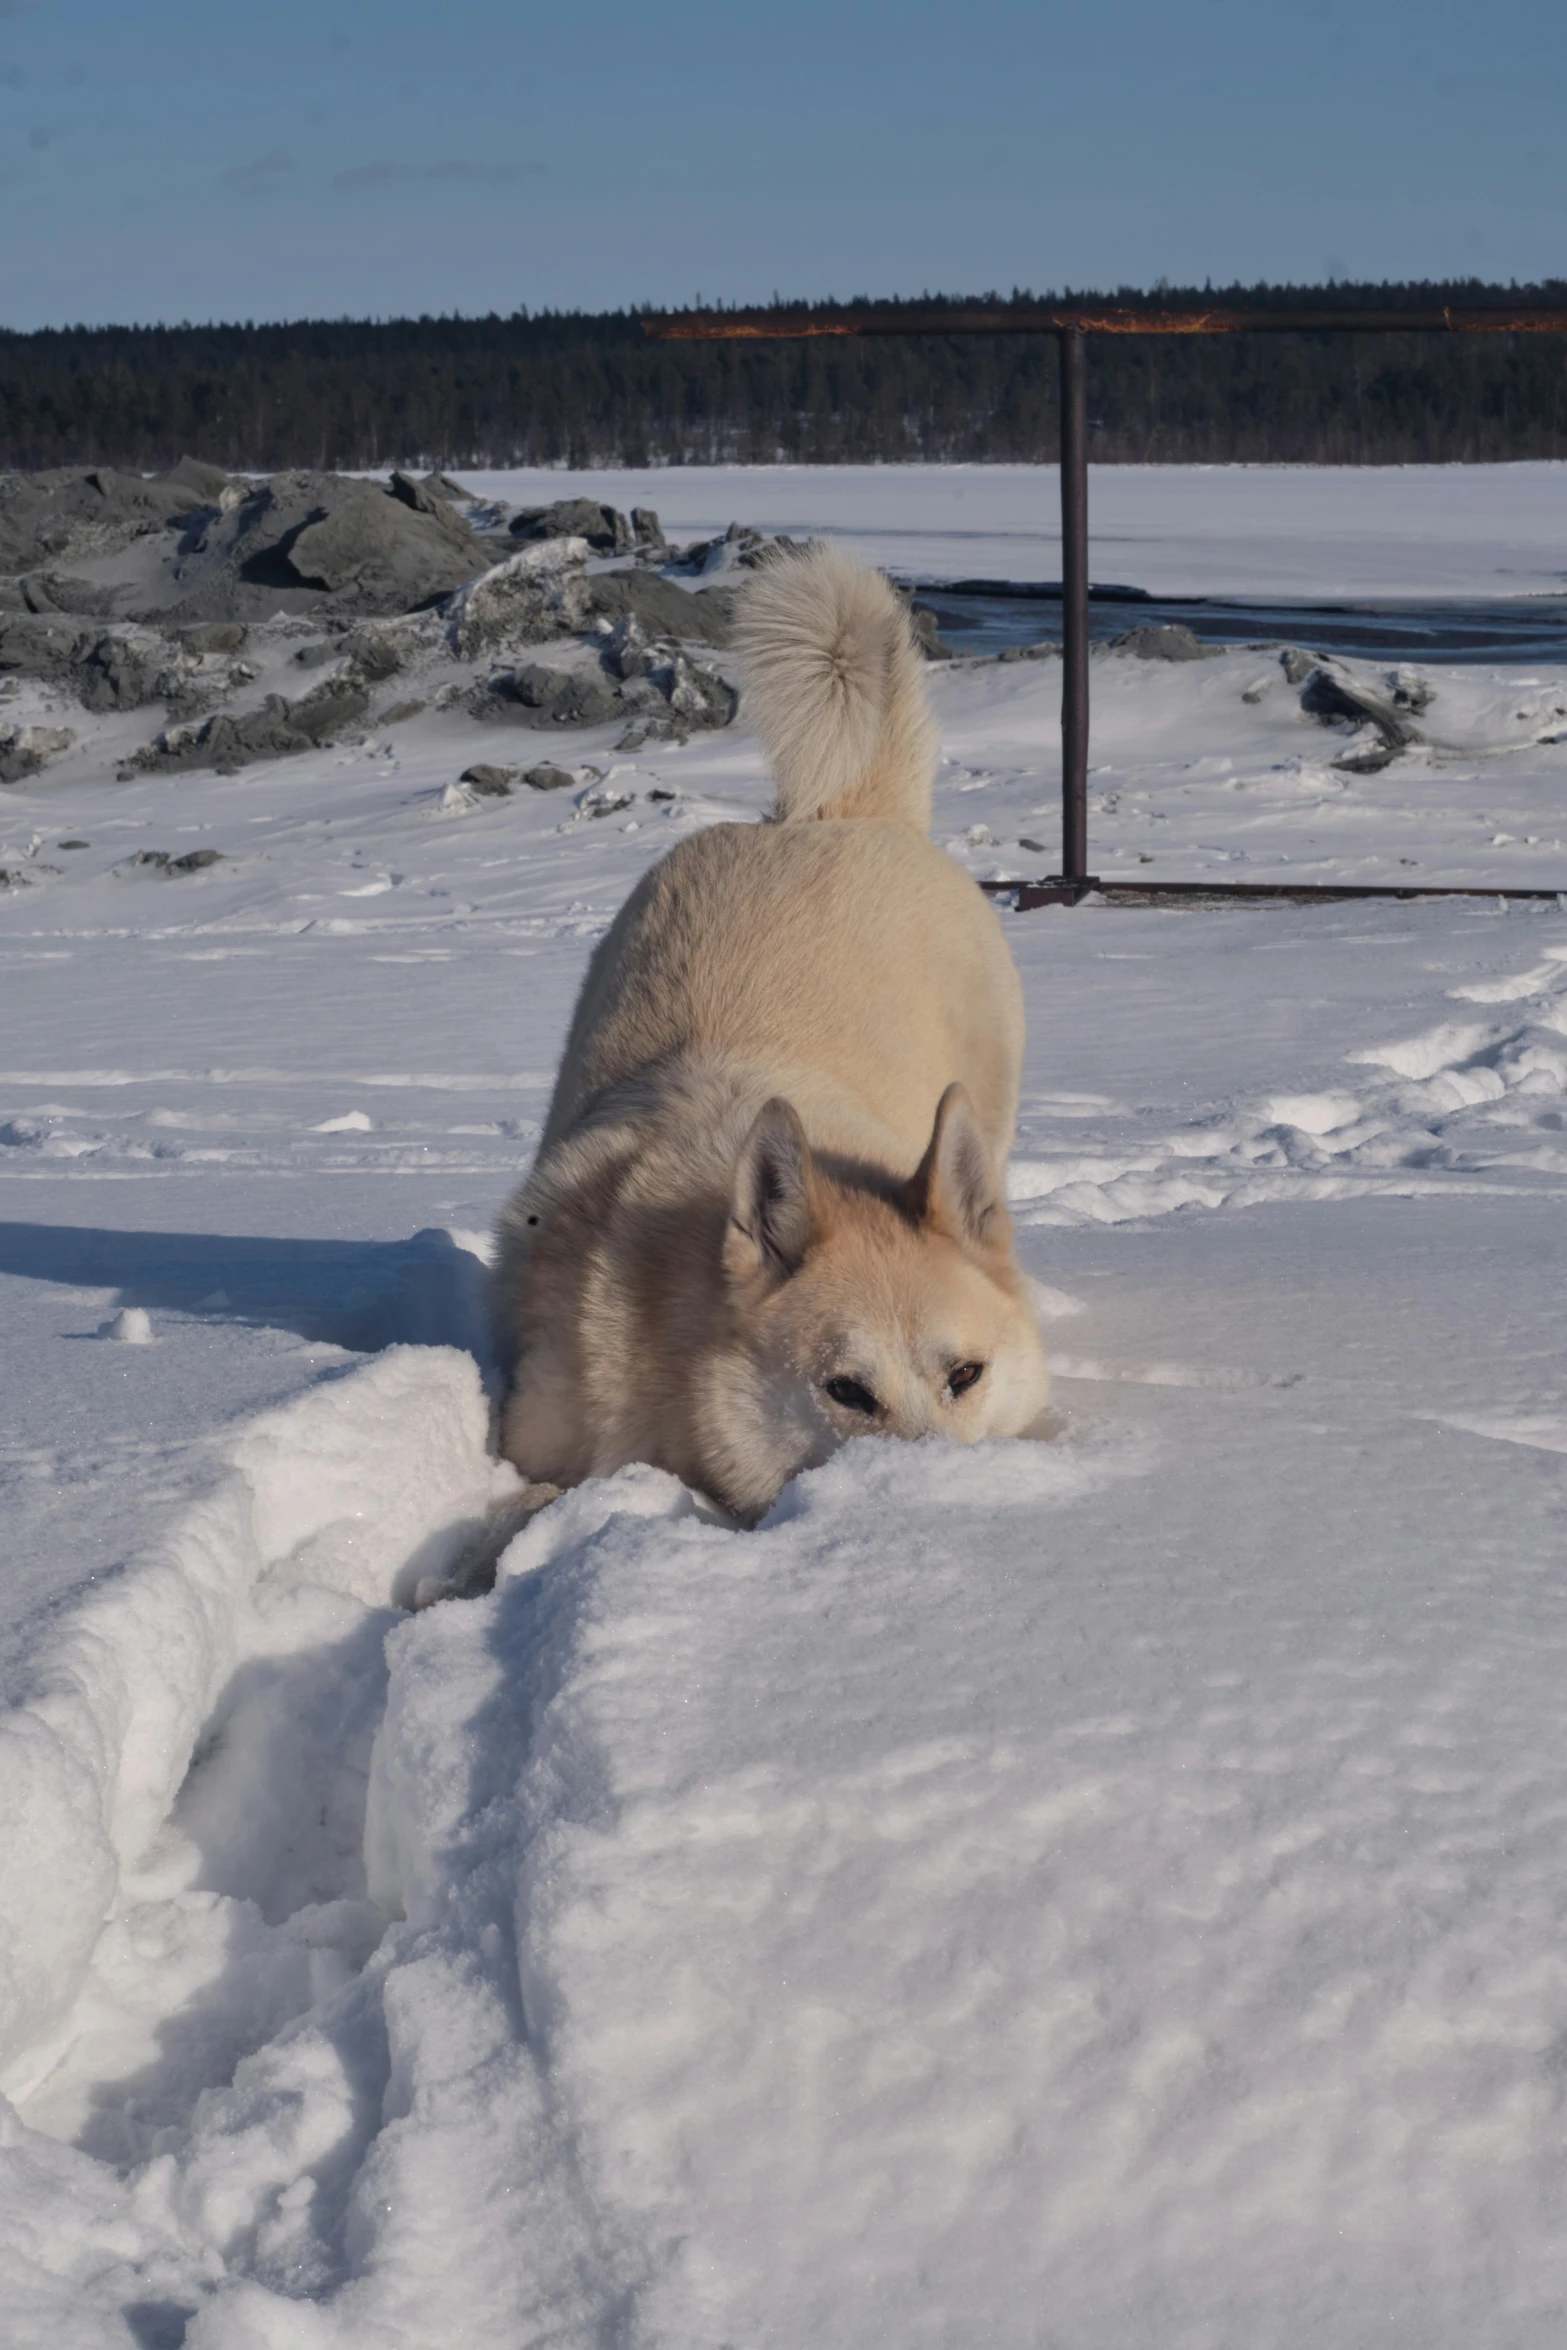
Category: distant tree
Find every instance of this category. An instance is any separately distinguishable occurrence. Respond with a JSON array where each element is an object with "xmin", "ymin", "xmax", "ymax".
[{"xmin": 2, "ymin": 283, "xmax": 1566, "ymax": 472}]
